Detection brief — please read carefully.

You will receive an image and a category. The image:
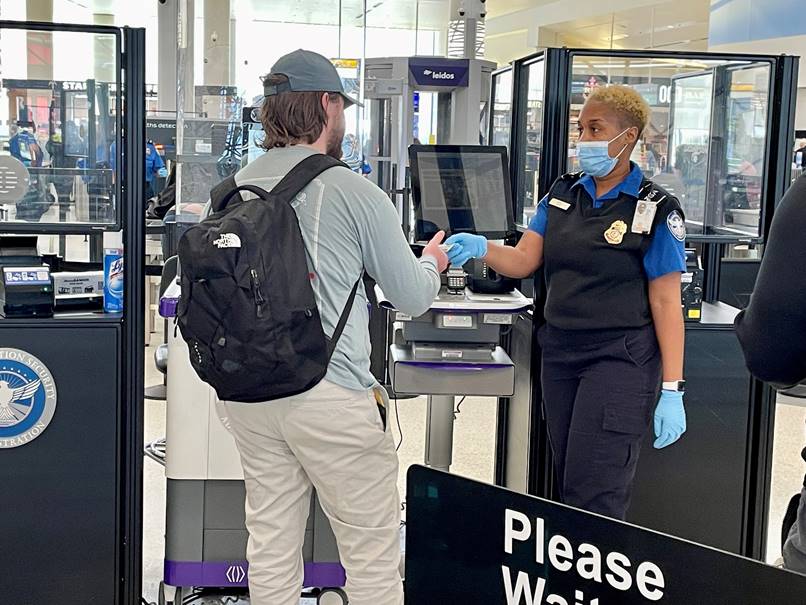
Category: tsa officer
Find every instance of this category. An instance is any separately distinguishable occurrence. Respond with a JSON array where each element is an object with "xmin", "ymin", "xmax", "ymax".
[
  {"xmin": 144, "ymin": 140, "xmax": 168, "ymax": 199},
  {"xmin": 109, "ymin": 139, "xmax": 168, "ymax": 200},
  {"xmin": 445, "ymin": 85, "xmax": 687, "ymax": 520}
]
